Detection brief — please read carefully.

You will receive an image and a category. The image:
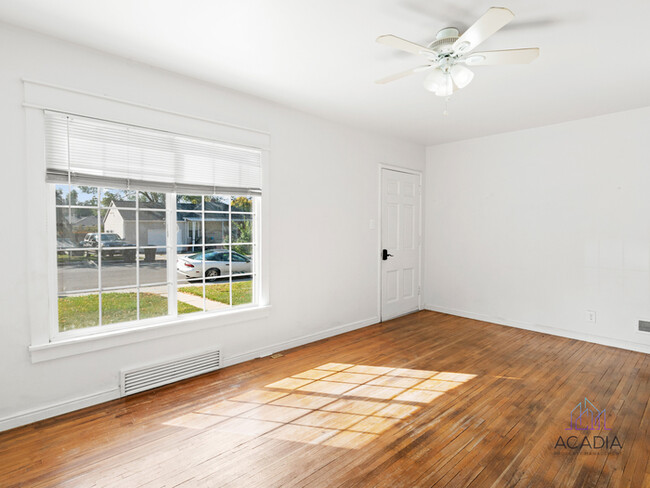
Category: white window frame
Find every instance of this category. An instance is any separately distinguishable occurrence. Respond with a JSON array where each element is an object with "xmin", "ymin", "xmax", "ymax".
[
  {"xmin": 24, "ymin": 80, "xmax": 271, "ymax": 362},
  {"xmin": 49, "ymin": 188, "xmax": 262, "ymax": 342}
]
